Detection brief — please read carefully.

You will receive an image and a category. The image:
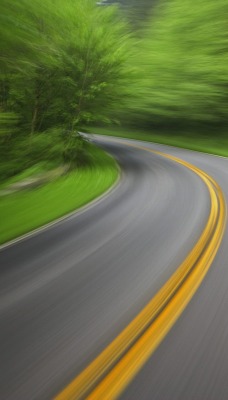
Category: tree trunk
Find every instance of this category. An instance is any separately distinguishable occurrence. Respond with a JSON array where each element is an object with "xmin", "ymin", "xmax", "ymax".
[{"xmin": 31, "ymin": 81, "xmax": 41, "ymax": 136}]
